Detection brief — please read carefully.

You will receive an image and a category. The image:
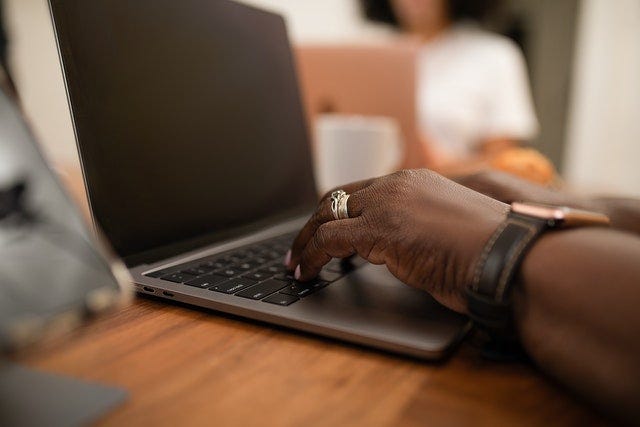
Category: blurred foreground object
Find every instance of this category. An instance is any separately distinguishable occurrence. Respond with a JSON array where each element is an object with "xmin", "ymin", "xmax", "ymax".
[
  {"xmin": 0, "ymin": 88, "xmax": 130, "ymax": 353},
  {"xmin": 488, "ymin": 147, "xmax": 556, "ymax": 186},
  {"xmin": 0, "ymin": 362, "xmax": 127, "ymax": 426}
]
